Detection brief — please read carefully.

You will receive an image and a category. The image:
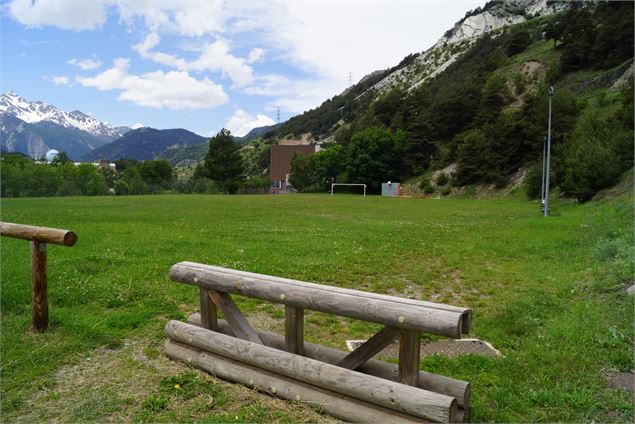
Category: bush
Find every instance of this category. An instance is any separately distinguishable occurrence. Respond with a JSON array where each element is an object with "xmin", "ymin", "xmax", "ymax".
[
  {"xmin": 420, "ymin": 177, "xmax": 434, "ymax": 194},
  {"xmin": 524, "ymin": 162, "xmax": 544, "ymax": 199},
  {"xmin": 114, "ymin": 179, "xmax": 129, "ymax": 195},
  {"xmin": 192, "ymin": 178, "xmax": 220, "ymax": 194},
  {"xmin": 435, "ymin": 172, "xmax": 449, "ymax": 186}
]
